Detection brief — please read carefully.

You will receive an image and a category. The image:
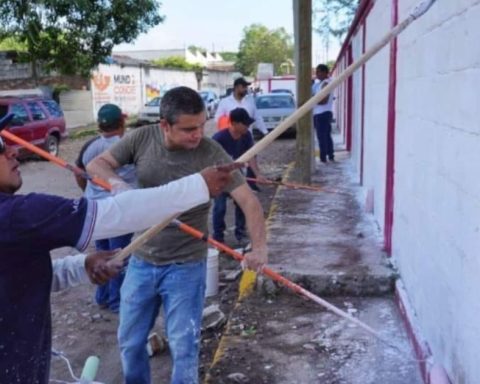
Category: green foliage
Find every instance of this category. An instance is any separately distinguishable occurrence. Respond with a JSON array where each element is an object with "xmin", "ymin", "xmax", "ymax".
[
  {"xmin": 314, "ymin": 0, "xmax": 360, "ymax": 44},
  {"xmin": 0, "ymin": 1, "xmax": 164, "ymax": 78},
  {"xmin": 0, "ymin": 36, "xmax": 26, "ymax": 51},
  {"xmin": 236, "ymin": 24, "xmax": 293, "ymax": 77},
  {"xmin": 218, "ymin": 51, "xmax": 238, "ymax": 62},
  {"xmin": 152, "ymin": 56, "xmax": 203, "ymax": 72}
]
